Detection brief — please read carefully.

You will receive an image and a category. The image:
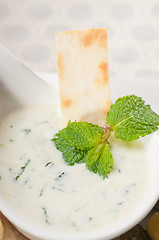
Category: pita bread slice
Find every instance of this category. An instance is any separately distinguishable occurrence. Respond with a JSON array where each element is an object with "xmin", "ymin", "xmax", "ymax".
[
  {"xmin": 0, "ymin": 213, "xmax": 29, "ymax": 240},
  {"xmin": 55, "ymin": 28, "xmax": 110, "ymax": 127},
  {"xmin": 0, "ymin": 218, "xmax": 3, "ymax": 240}
]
